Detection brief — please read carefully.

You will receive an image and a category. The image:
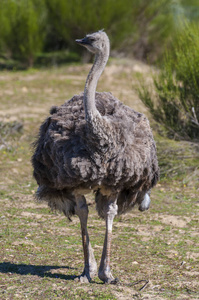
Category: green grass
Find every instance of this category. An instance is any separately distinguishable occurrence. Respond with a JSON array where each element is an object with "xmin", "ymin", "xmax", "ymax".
[{"xmin": 0, "ymin": 60, "xmax": 199, "ymax": 299}]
